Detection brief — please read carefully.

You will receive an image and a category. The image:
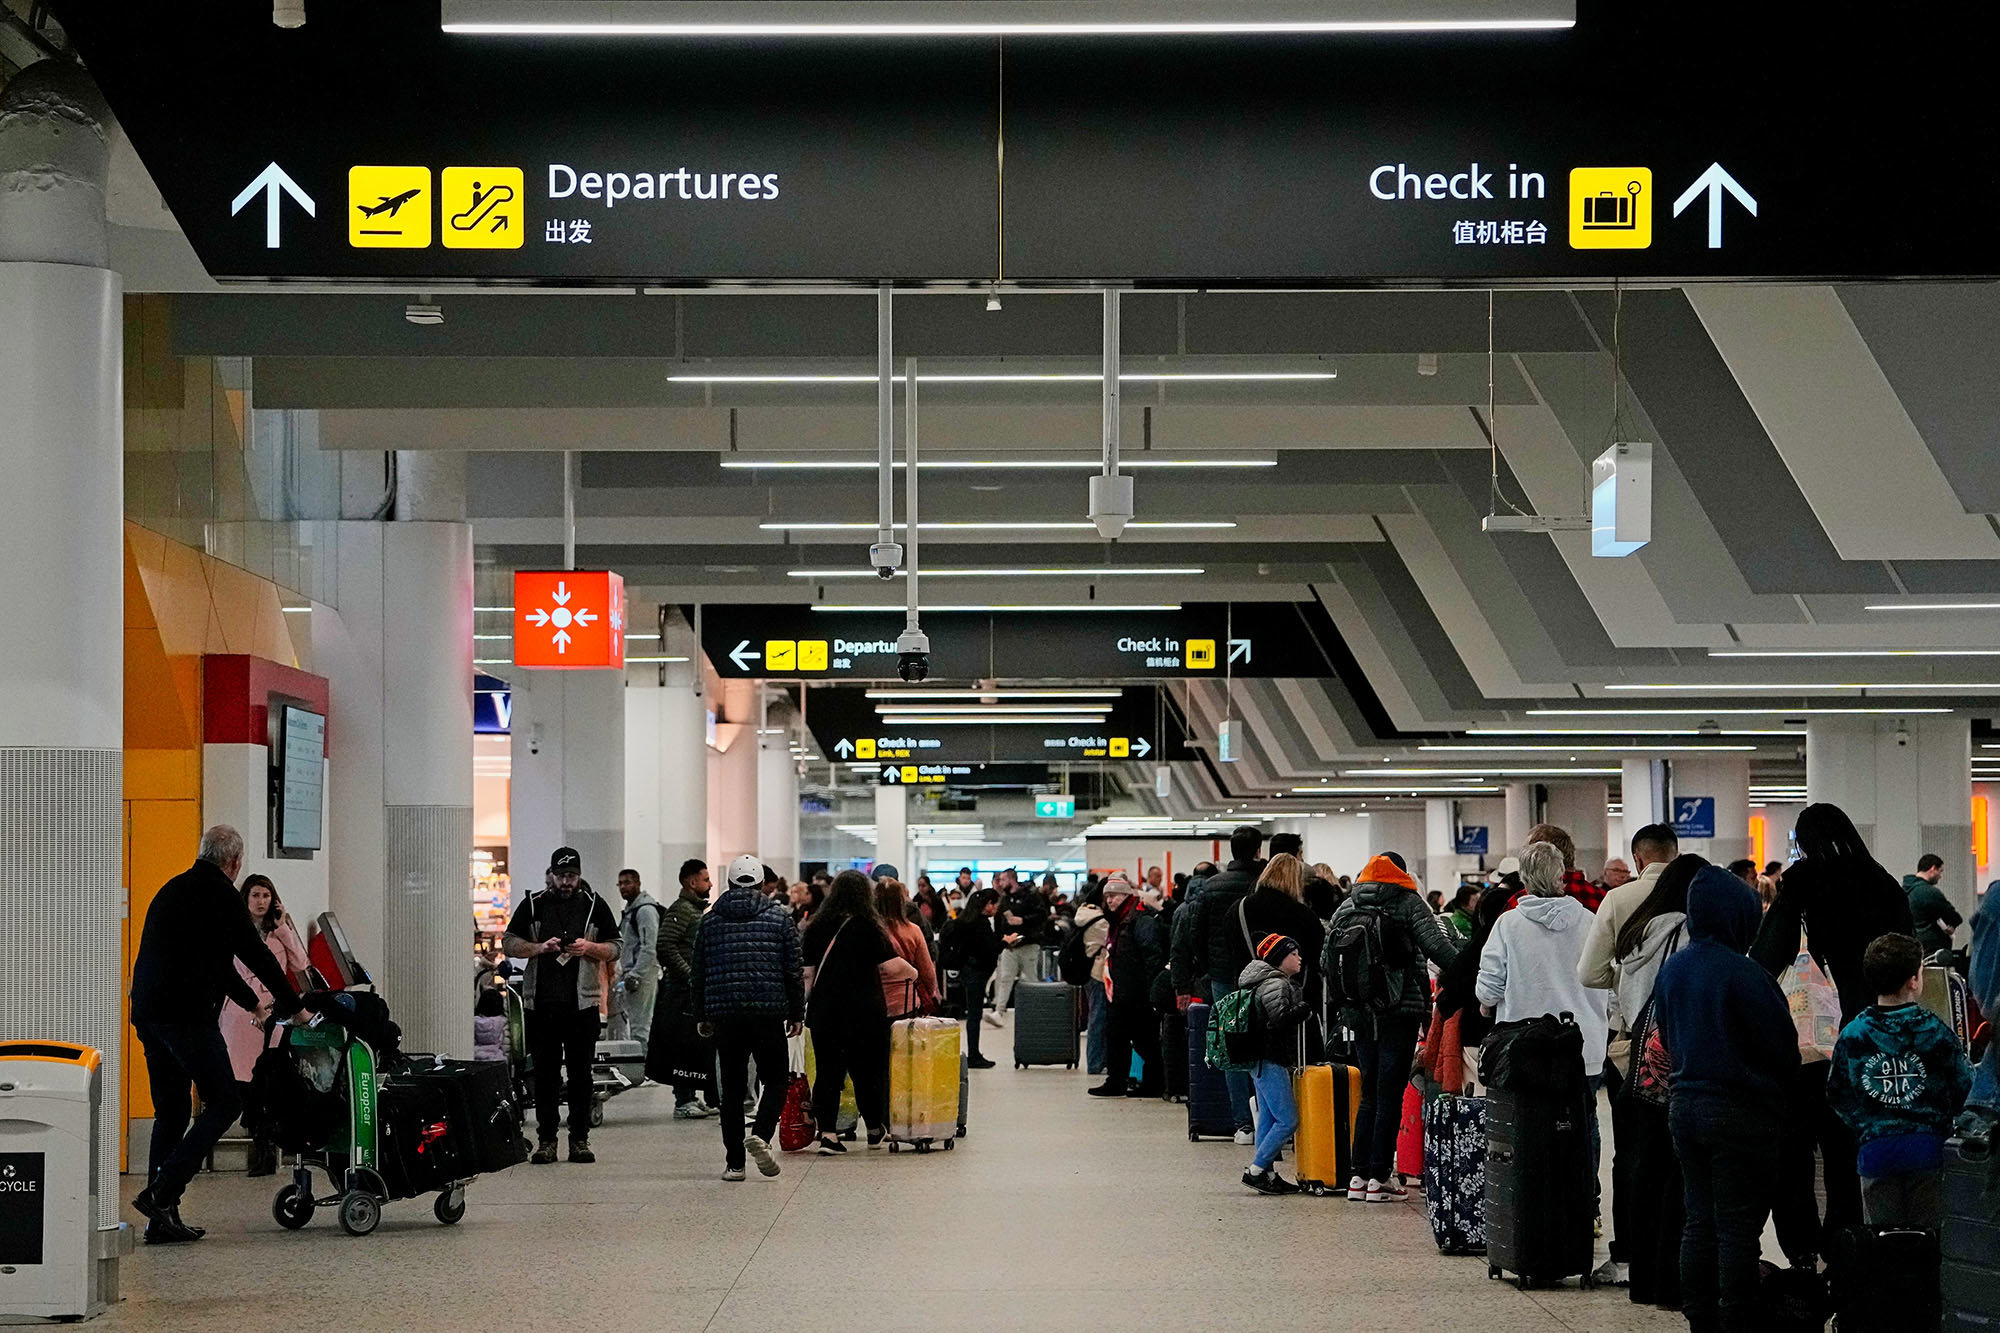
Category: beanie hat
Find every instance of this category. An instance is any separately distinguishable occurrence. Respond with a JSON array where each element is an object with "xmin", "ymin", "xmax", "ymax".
[
  {"xmin": 1102, "ymin": 871, "xmax": 1136, "ymax": 901},
  {"xmin": 1255, "ymin": 933, "xmax": 1300, "ymax": 967}
]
